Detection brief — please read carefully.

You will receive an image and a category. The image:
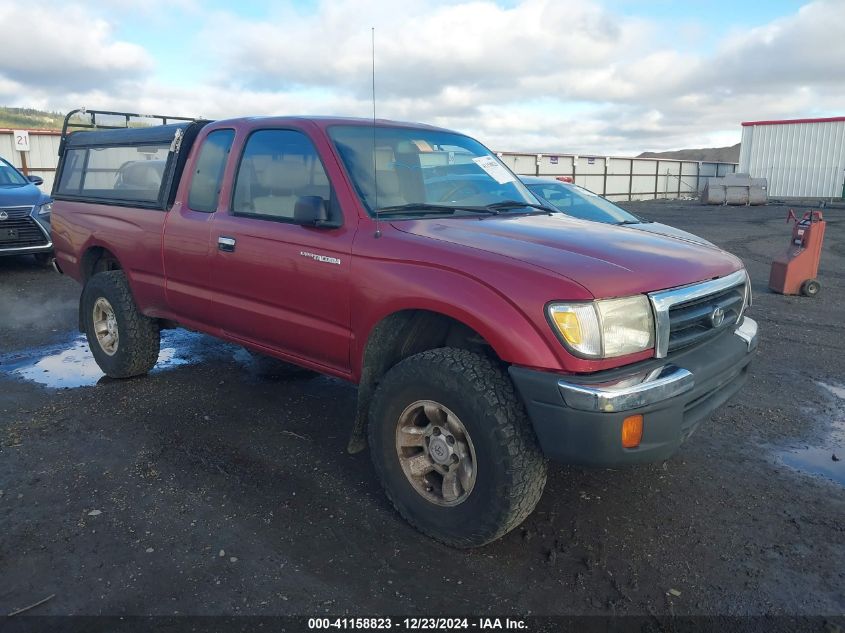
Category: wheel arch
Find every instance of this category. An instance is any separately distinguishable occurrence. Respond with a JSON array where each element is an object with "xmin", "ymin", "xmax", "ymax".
[
  {"xmin": 78, "ymin": 246, "xmax": 124, "ymax": 332},
  {"xmin": 347, "ymin": 304, "xmax": 555, "ymax": 454},
  {"xmin": 80, "ymin": 245, "xmax": 123, "ymax": 282}
]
